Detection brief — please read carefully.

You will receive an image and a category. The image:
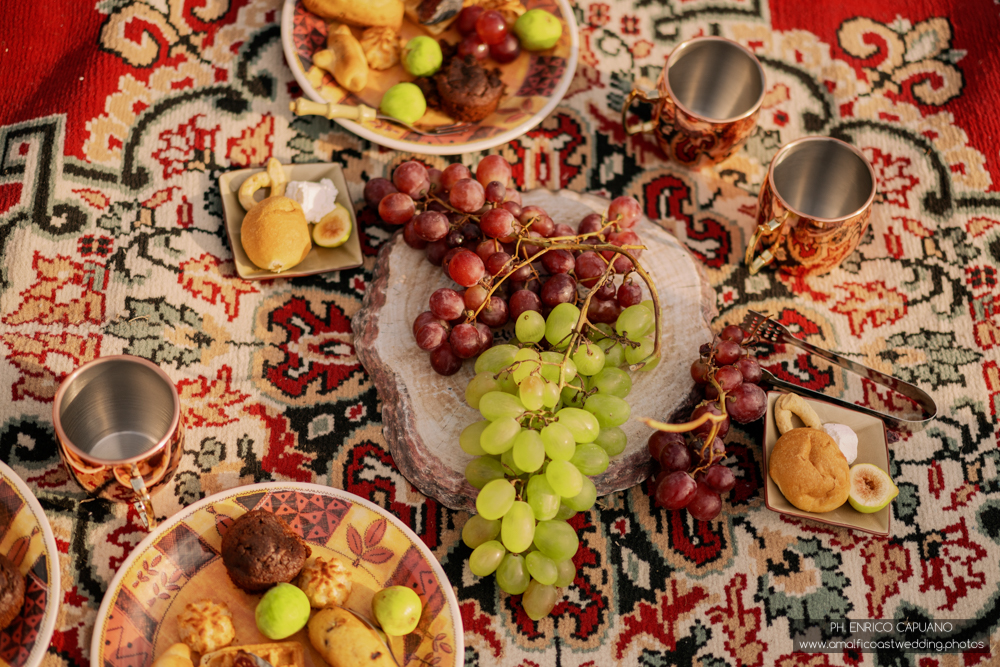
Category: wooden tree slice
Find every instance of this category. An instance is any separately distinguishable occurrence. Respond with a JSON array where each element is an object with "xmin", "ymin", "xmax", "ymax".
[{"xmin": 353, "ymin": 189, "xmax": 717, "ymax": 511}]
